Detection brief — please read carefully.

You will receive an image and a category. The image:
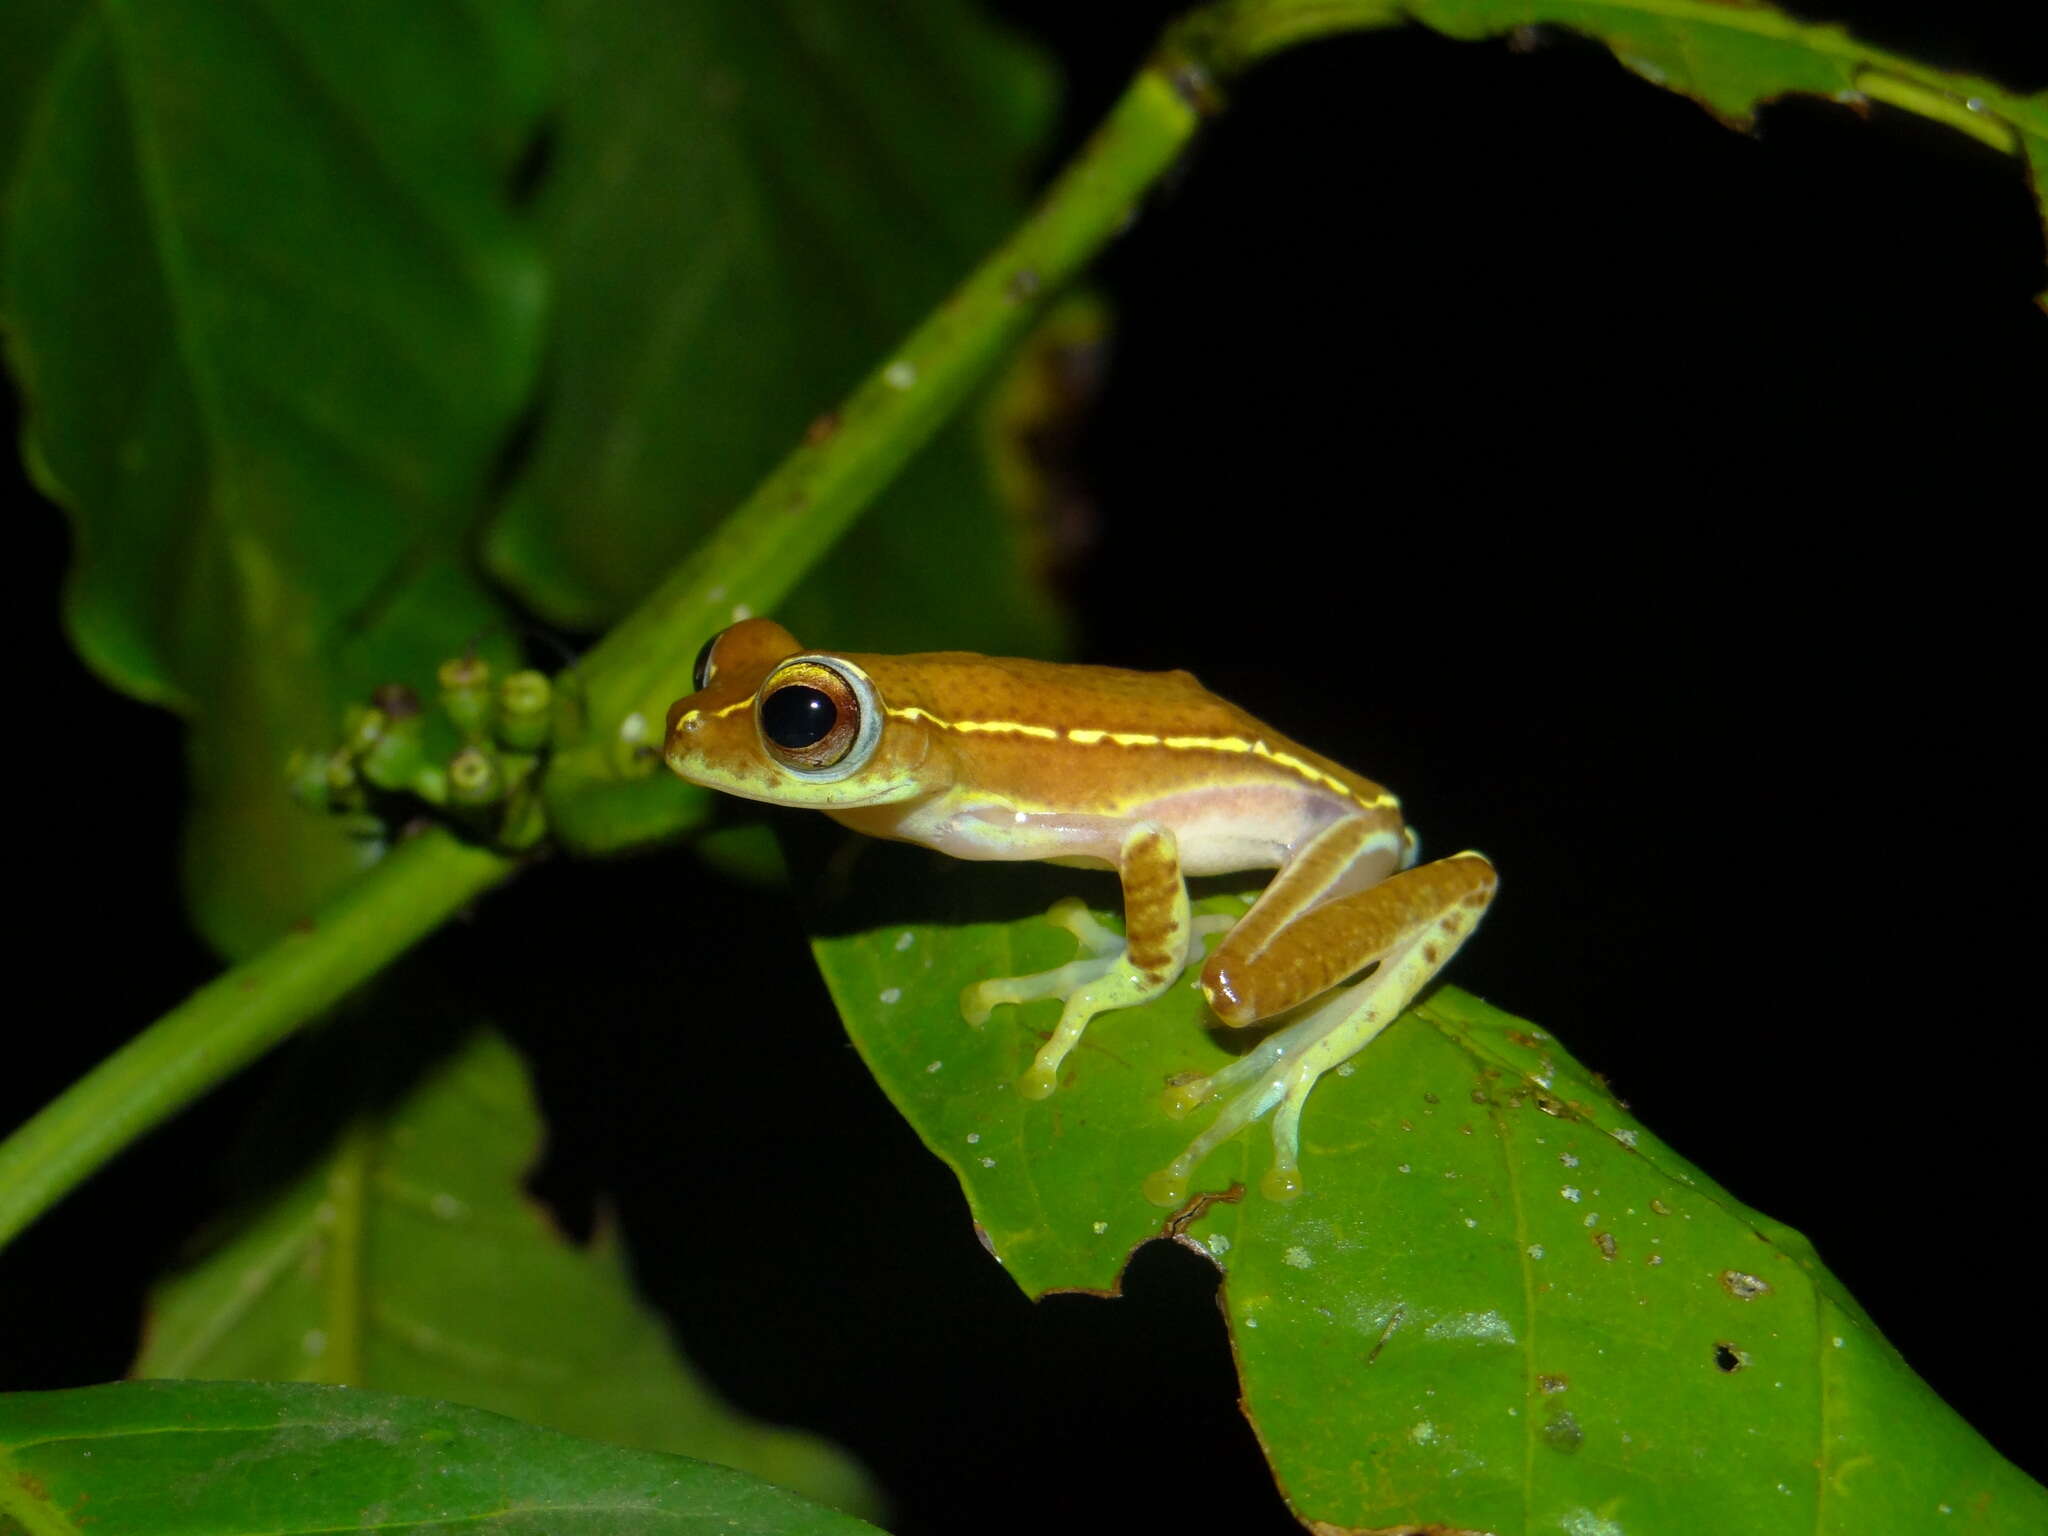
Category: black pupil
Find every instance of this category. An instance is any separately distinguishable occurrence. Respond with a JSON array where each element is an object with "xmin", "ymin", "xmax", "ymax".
[
  {"xmin": 691, "ymin": 634, "xmax": 718, "ymax": 691},
  {"xmin": 762, "ymin": 685, "xmax": 837, "ymax": 749}
]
